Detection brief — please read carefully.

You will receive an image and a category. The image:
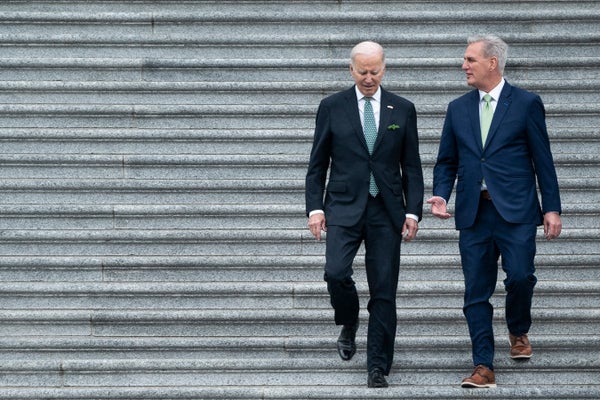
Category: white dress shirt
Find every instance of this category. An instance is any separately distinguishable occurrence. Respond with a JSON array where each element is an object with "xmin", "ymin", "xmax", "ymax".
[
  {"xmin": 479, "ymin": 78, "xmax": 505, "ymax": 119},
  {"xmin": 357, "ymin": 86, "xmax": 381, "ymax": 131}
]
